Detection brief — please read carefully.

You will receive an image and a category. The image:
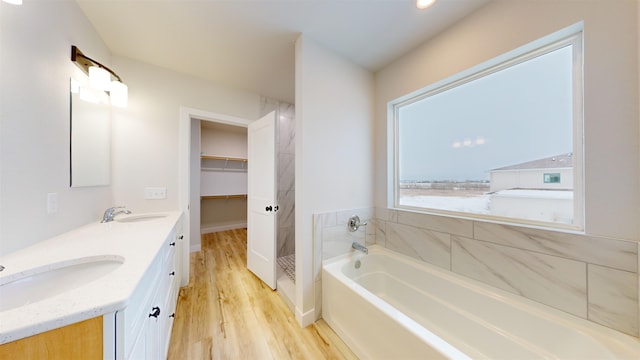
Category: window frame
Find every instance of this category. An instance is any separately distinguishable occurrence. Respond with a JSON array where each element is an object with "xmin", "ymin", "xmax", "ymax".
[{"xmin": 388, "ymin": 23, "xmax": 584, "ymax": 231}]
